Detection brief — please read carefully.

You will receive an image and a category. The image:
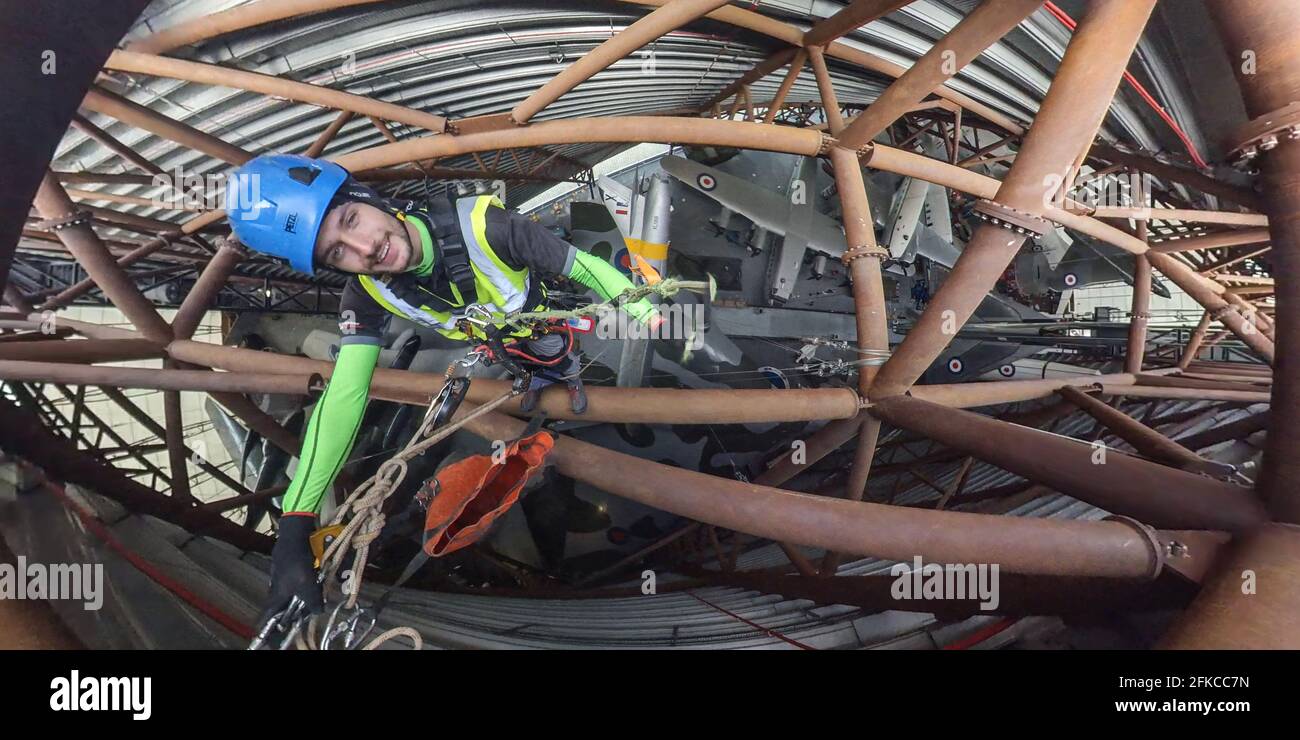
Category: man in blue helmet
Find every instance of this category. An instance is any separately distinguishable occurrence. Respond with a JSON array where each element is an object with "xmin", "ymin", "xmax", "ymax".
[{"xmin": 226, "ymin": 153, "xmax": 659, "ymax": 627}]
